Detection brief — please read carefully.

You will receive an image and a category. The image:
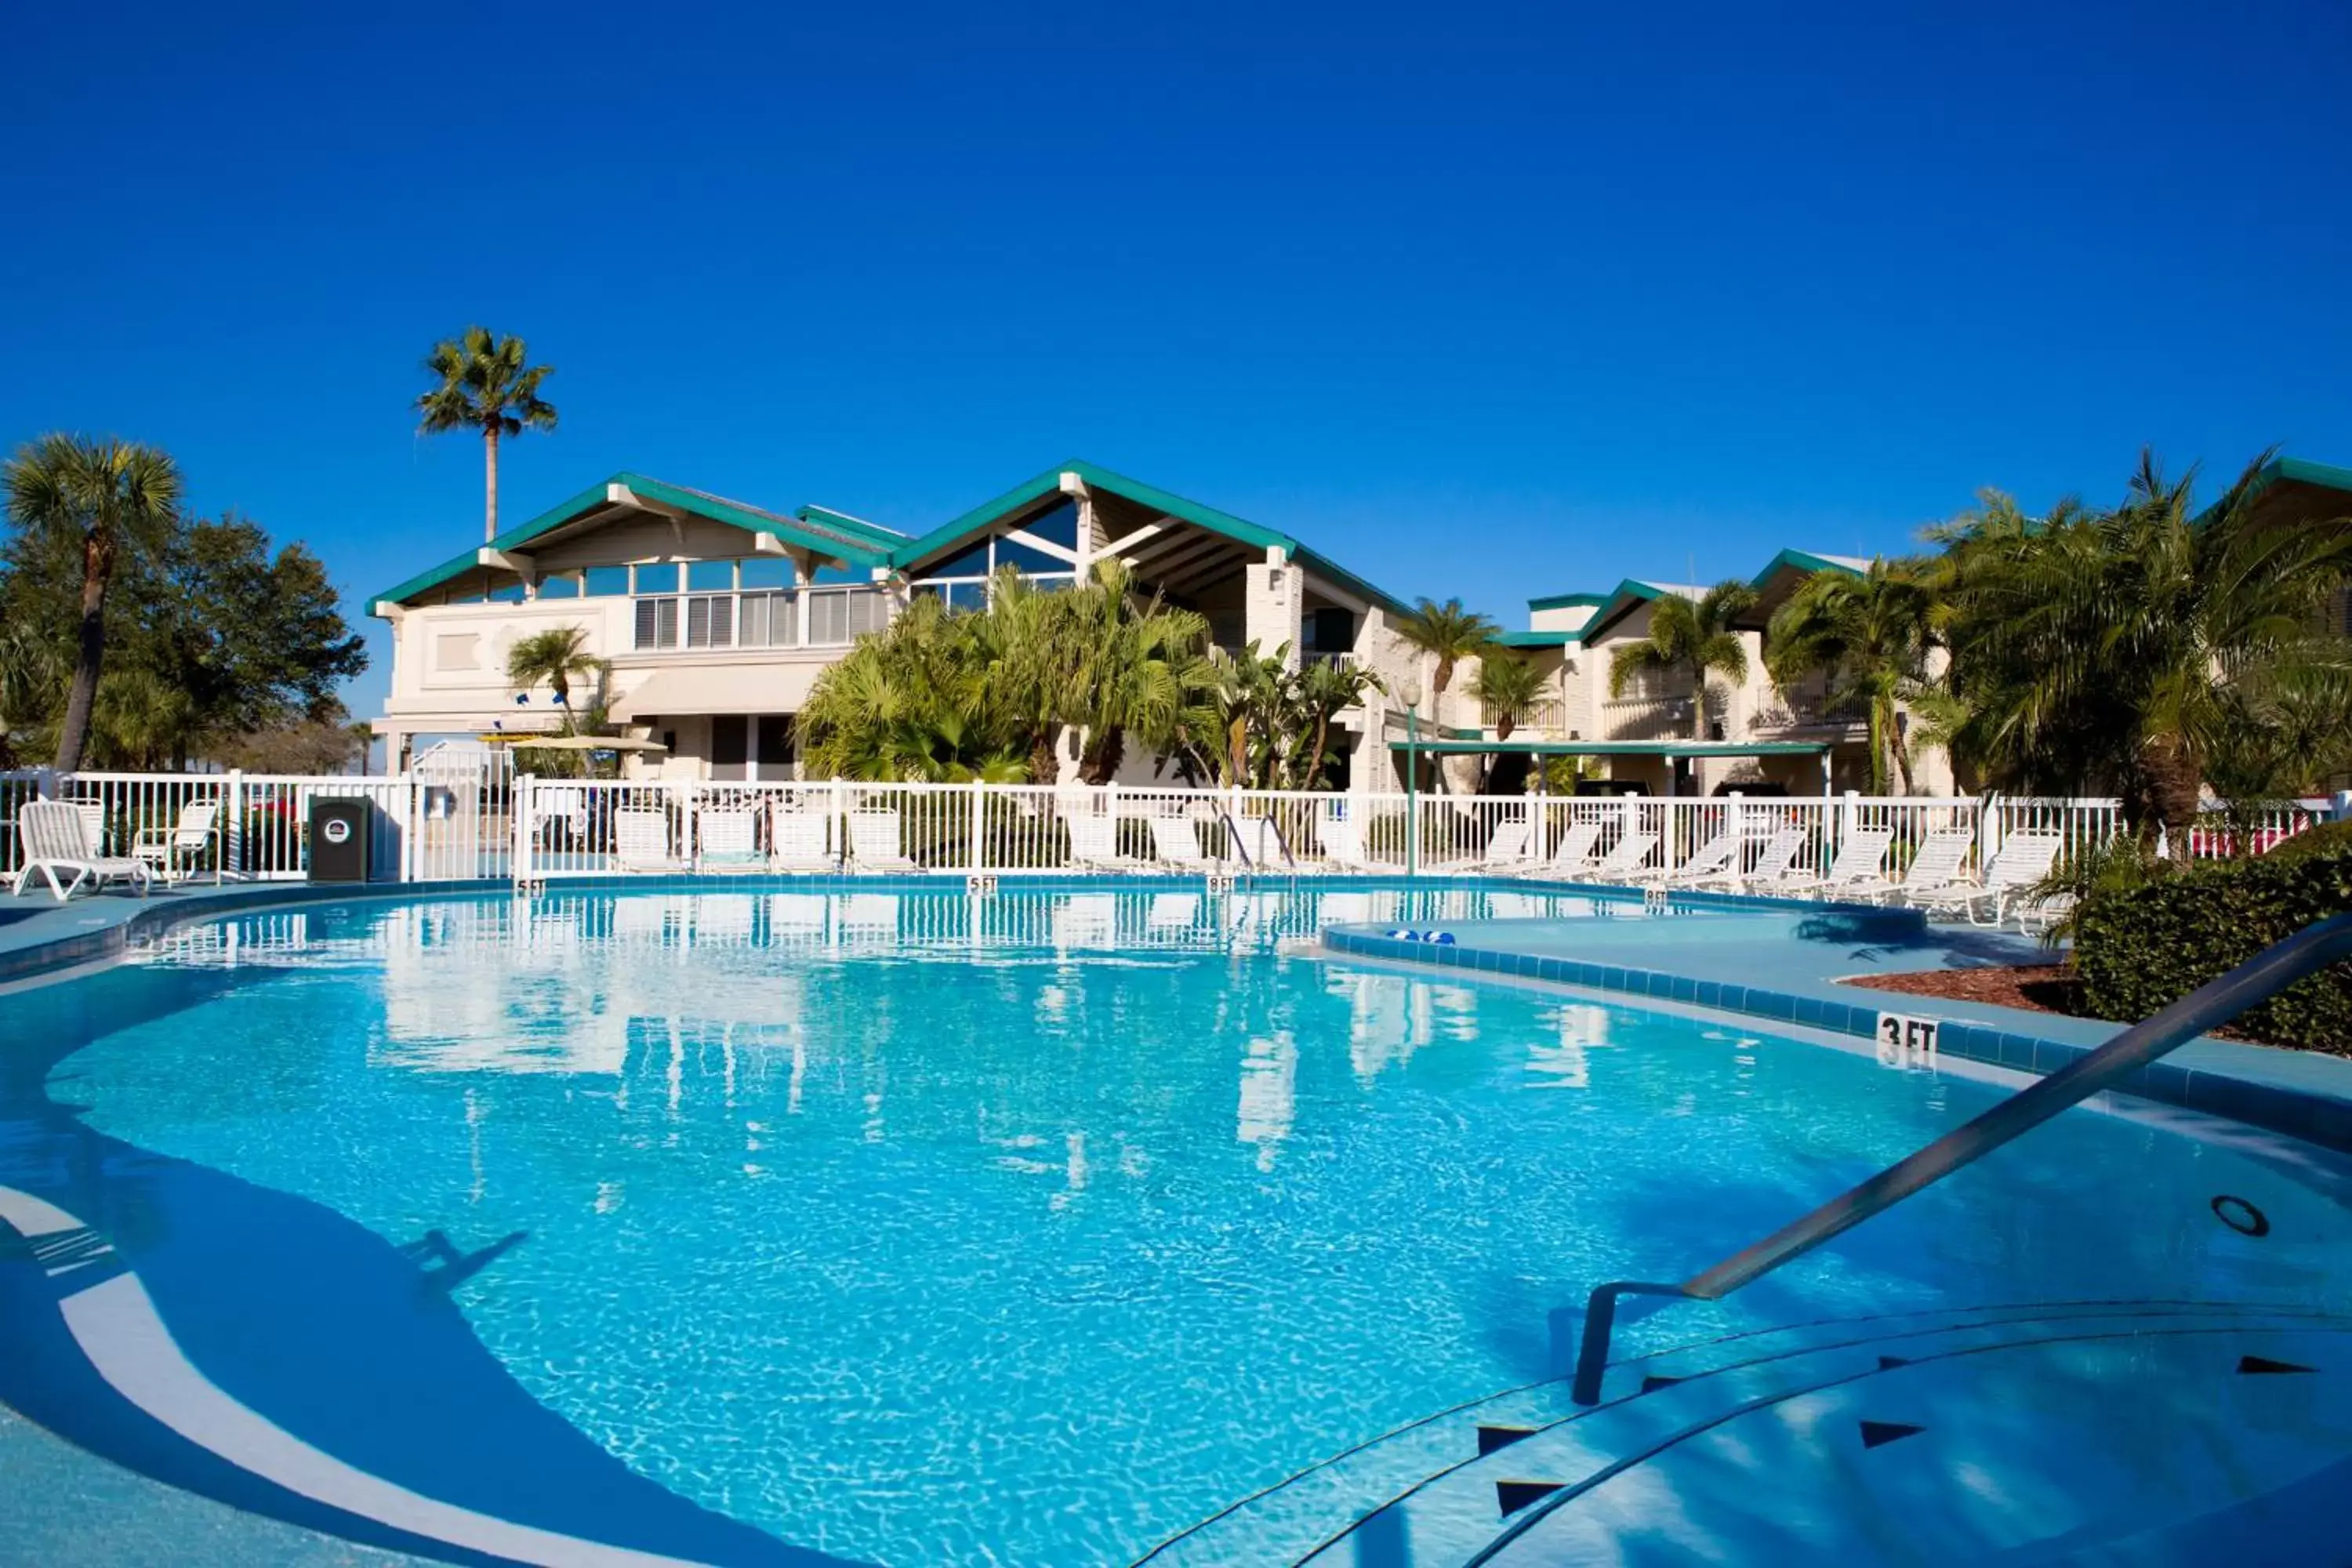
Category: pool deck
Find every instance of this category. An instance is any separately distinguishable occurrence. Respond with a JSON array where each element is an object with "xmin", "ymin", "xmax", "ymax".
[
  {"xmin": 1323, "ymin": 898, "xmax": 2352, "ymax": 1152},
  {"xmin": 6, "ymin": 873, "xmax": 2350, "ymax": 1153}
]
